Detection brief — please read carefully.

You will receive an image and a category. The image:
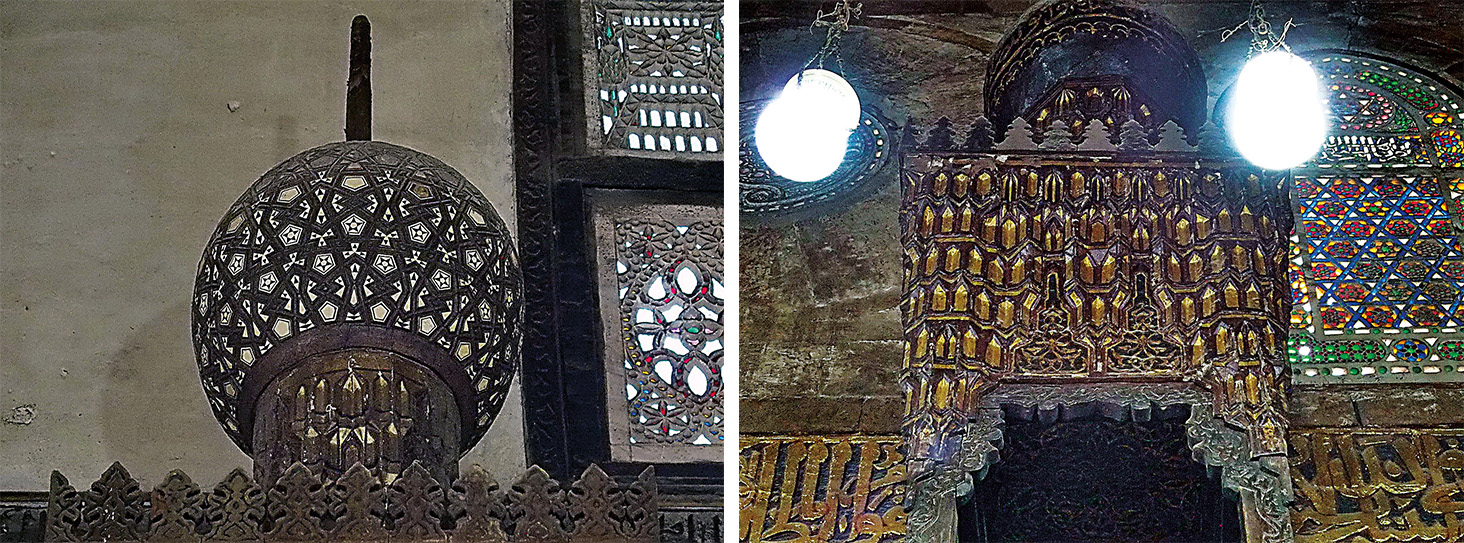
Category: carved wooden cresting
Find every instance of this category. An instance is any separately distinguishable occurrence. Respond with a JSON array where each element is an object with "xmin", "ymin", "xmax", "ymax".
[
  {"xmin": 44, "ymin": 462, "xmax": 658, "ymax": 543},
  {"xmin": 899, "ymin": 115, "xmax": 1295, "ymax": 543}
]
